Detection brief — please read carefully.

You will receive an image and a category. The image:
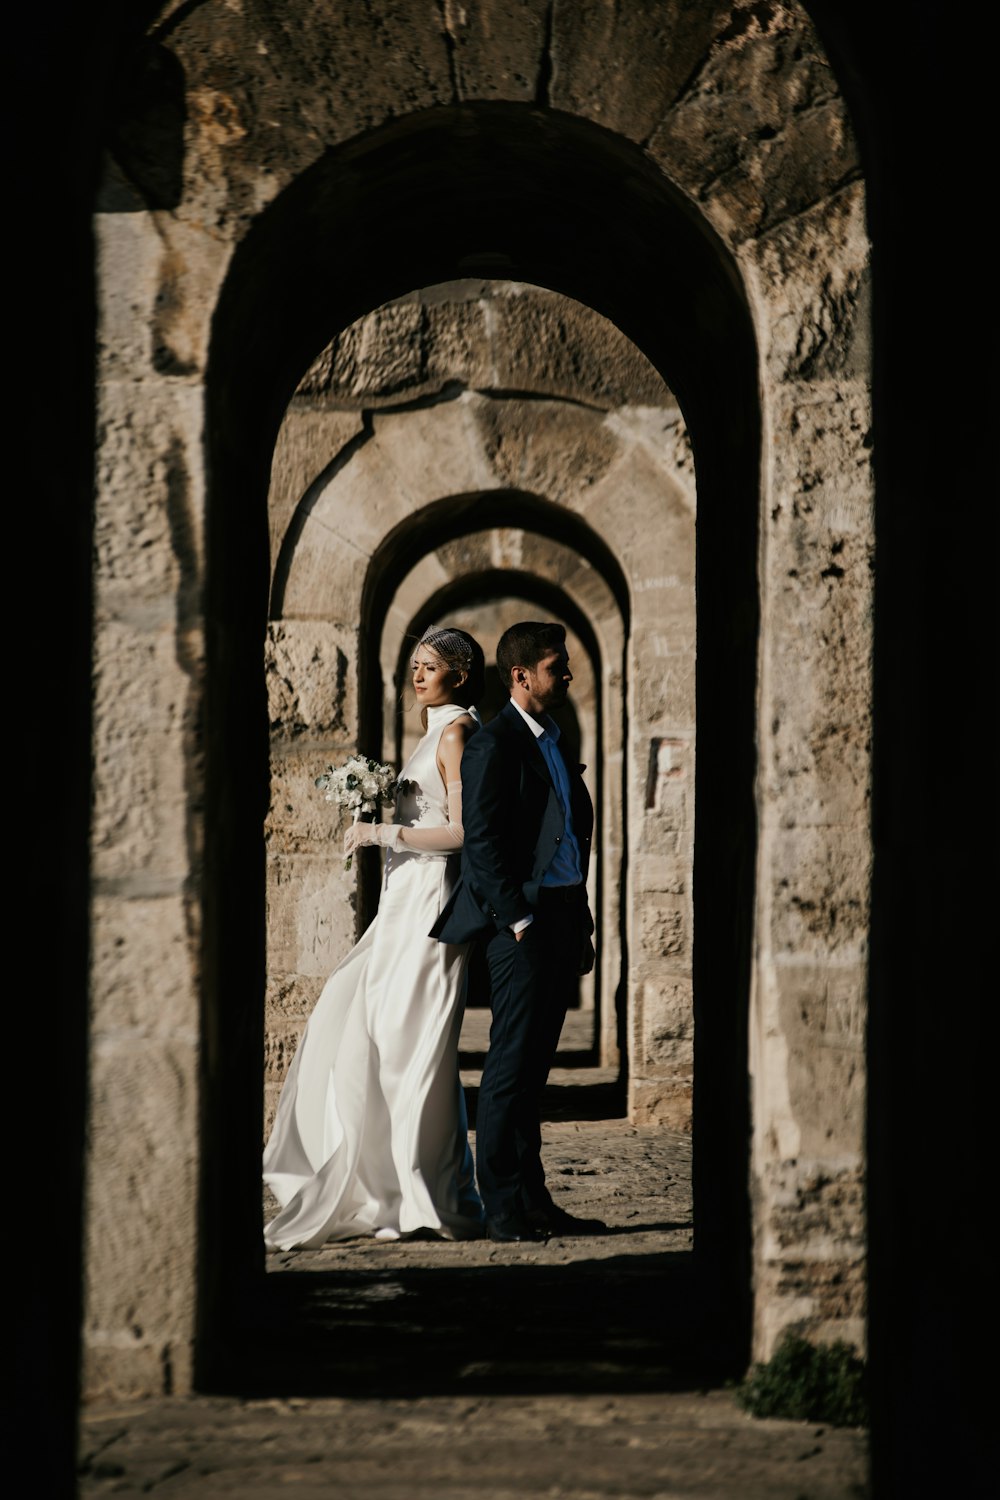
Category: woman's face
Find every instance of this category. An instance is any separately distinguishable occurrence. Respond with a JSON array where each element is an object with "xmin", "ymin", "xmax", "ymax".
[{"xmin": 411, "ymin": 648, "xmax": 463, "ymax": 707}]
